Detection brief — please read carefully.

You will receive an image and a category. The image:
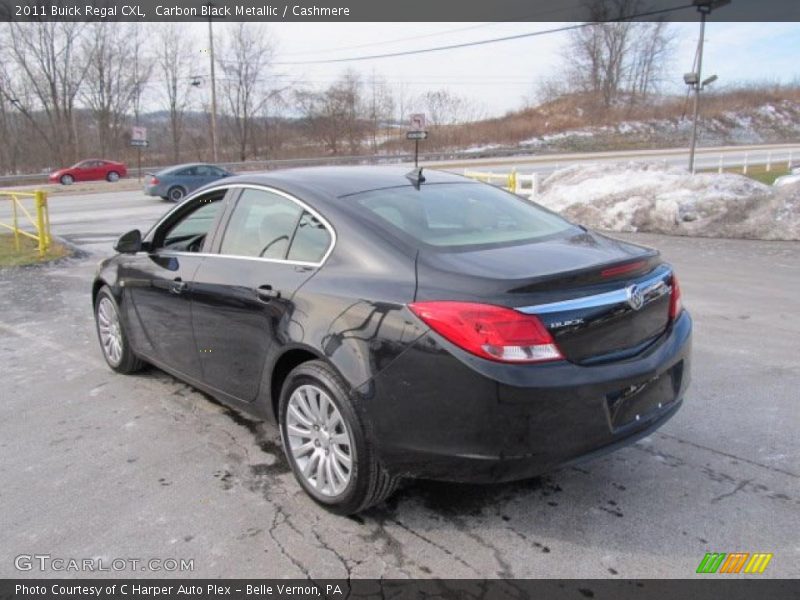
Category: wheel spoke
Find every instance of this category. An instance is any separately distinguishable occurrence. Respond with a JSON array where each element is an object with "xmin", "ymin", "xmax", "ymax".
[
  {"xmin": 330, "ymin": 433, "xmax": 350, "ymax": 447},
  {"xmin": 315, "ymin": 452, "xmax": 326, "ymax": 490},
  {"xmin": 291, "ymin": 440, "xmax": 315, "ymax": 458},
  {"xmin": 331, "ymin": 452, "xmax": 348, "ymax": 483},
  {"xmin": 325, "ymin": 455, "xmax": 337, "ymax": 493},
  {"xmin": 298, "ymin": 388, "xmax": 318, "ymax": 421},
  {"xmin": 288, "ymin": 405, "xmax": 313, "ymax": 428},
  {"xmin": 287, "ymin": 424, "xmax": 311, "ymax": 438},
  {"xmin": 333, "ymin": 446, "xmax": 352, "ymax": 470},
  {"xmin": 302, "ymin": 451, "xmax": 319, "ymax": 478}
]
